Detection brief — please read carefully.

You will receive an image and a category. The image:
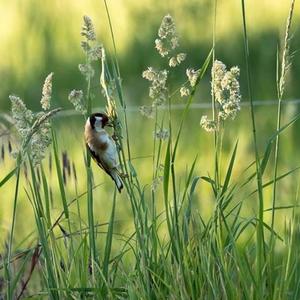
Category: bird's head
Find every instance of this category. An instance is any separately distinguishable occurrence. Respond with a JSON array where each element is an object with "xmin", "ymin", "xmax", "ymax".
[{"xmin": 89, "ymin": 113, "xmax": 110, "ymax": 131}]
